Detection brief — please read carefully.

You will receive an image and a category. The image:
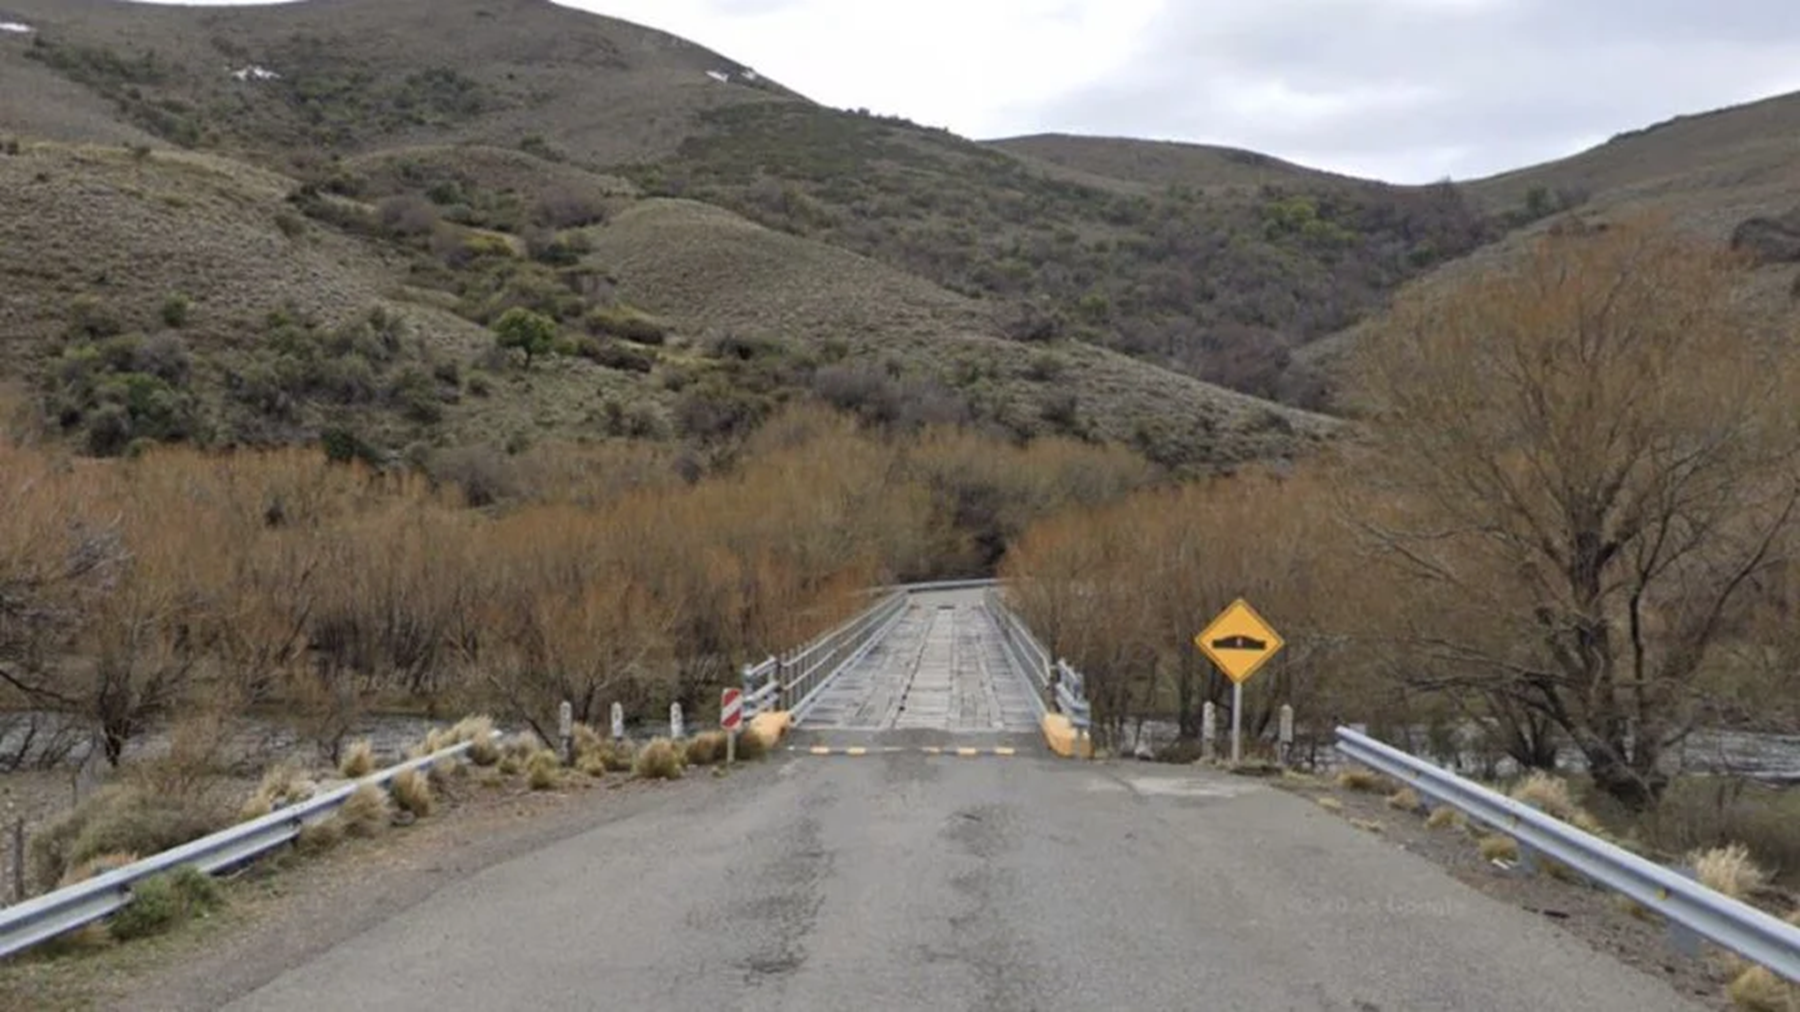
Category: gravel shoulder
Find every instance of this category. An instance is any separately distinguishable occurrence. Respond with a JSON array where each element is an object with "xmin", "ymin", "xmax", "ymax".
[
  {"xmin": 0, "ymin": 758, "xmax": 766, "ymax": 1011},
  {"xmin": 1268, "ymin": 768, "xmax": 1747, "ymax": 1011}
]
